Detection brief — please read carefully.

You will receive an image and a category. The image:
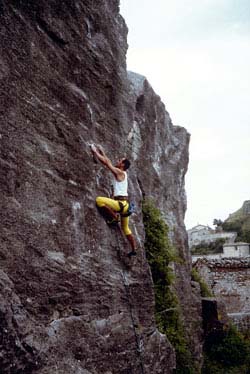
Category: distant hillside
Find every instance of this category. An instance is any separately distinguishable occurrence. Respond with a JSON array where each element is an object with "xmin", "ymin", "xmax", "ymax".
[{"xmin": 222, "ymin": 201, "xmax": 250, "ymax": 243}]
